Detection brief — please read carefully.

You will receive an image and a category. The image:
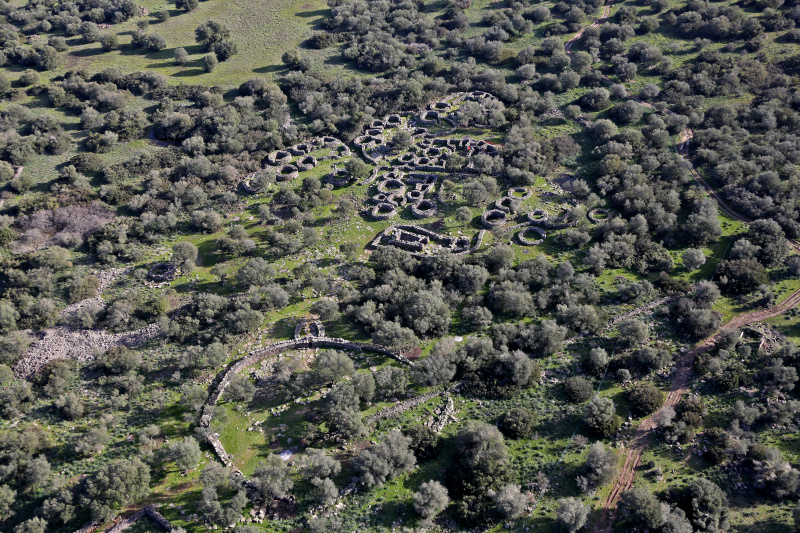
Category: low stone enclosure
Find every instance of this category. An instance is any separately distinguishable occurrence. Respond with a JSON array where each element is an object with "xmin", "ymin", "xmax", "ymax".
[
  {"xmin": 293, "ymin": 317, "xmax": 325, "ymax": 339},
  {"xmin": 295, "ymin": 155, "xmax": 317, "ymax": 171},
  {"xmin": 370, "ymin": 203, "xmax": 397, "ymax": 220},
  {"xmin": 508, "ymin": 186, "xmax": 532, "ymax": 200},
  {"xmin": 526, "ymin": 209, "xmax": 579, "ymax": 229},
  {"xmin": 588, "ymin": 207, "xmax": 610, "ymax": 223},
  {"xmin": 324, "ymin": 168, "xmax": 350, "ymax": 187},
  {"xmin": 371, "ymin": 224, "xmax": 485, "ymax": 257},
  {"xmin": 495, "ymin": 196, "xmax": 521, "ymax": 213},
  {"xmin": 289, "ymin": 143, "xmax": 311, "ymax": 156},
  {"xmin": 276, "ymin": 164, "xmax": 299, "ymax": 182},
  {"xmin": 266, "ymin": 150, "xmax": 291, "ymax": 166},
  {"xmin": 147, "ymin": 261, "xmax": 178, "ymax": 282},
  {"xmin": 411, "ymin": 199, "xmax": 437, "ymax": 218},
  {"xmin": 240, "ymin": 171, "xmax": 260, "ymax": 194},
  {"xmin": 376, "ymin": 178, "xmax": 406, "ymax": 195},
  {"xmin": 199, "ymin": 332, "xmax": 414, "ymax": 477},
  {"xmin": 481, "ymin": 209, "xmax": 508, "ymax": 228},
  {"xmin": 517, "ymin": 225, "xmax": 546, "ymax": 246}
]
